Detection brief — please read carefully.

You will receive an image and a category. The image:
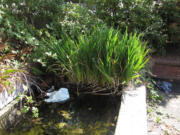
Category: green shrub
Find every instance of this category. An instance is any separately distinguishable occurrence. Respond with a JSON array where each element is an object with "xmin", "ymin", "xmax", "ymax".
[
  {"xmin": 0, "ymin": 1, "xmax": 103, "ymax": 47},
  {"xmin": 156, "ymin": 0, "xmax": 180, "ymax": 45},
  {"xmin": 30, "ymin": 2, "xmax": 103, "ymax": 67},
  {"xmin": 54, "ymin": 2, "xmax": 103, "ymax": 39},
  {"xmin": 85, "ymin": 0, "xmax": 168, "ymax": 54},
  {"xmin": 0, "ymin": 1, "xmax": 103, "ymax": 67},
  {"xmin": 46, "ymin": 26, "xmax": 148, "ymax": 93},
  {"xmin": 0, "ymin": 0, "xmax": 64, "ymax": 28},
  {"xmin": 0, "ymin": 0, "xmax": 63, "ymax": 47}
]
